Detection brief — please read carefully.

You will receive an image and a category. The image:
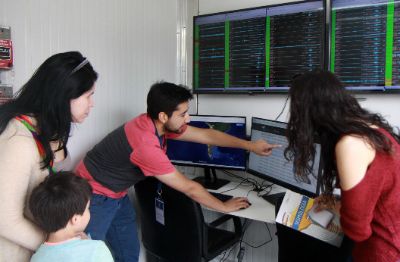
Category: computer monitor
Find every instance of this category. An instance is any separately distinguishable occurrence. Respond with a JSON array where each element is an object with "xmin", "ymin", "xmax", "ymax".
[
  {"xmin": 193, "ymin": 0, "xmax": 324, "ymax": 93},
  {"xmin": 167, "ymin": 115, "xmax": 247, "ymax": 190},
  {"xmin": 247, "ymin": 117, "xmax": 323, "ymax": 200},
  {"xmin": 330, "ymin": 0, "xmax": 400, "ymax": 92}
]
